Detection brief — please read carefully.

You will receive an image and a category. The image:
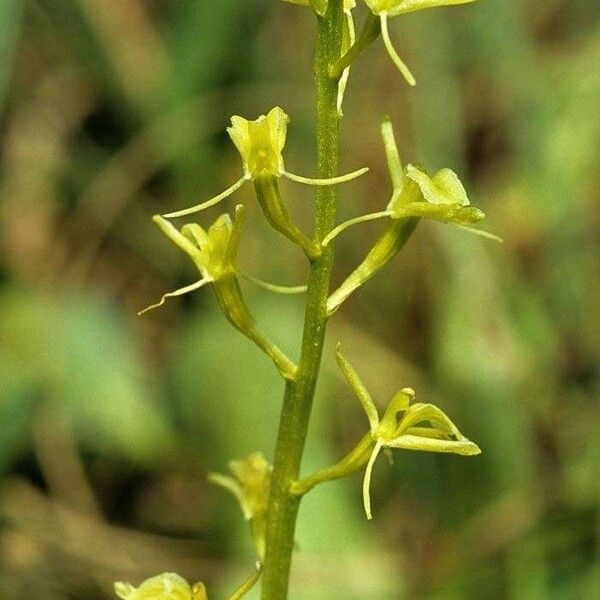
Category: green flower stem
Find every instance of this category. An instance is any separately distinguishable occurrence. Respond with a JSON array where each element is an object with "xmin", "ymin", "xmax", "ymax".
[
  {"xmin": 326, "ymin": 217, "xmax": 418, "ymax": 316},
  {"xmin": 329, "ymin": 11, "xmax": 380, "ymax": 79},
  {"xmin": 260, "ymin": 2, "xmax": 345, "ymax": 598},
  {"xmin": 291, "ymin": 433, "xmax": 374, "ymax": 495},
  {"xmin": 253, "ymin": 175, "xmax": 321, "ymax": 260},
  {"xmin": 213, "ymin": 274, "xmax": 297, "ymax": 380}
]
